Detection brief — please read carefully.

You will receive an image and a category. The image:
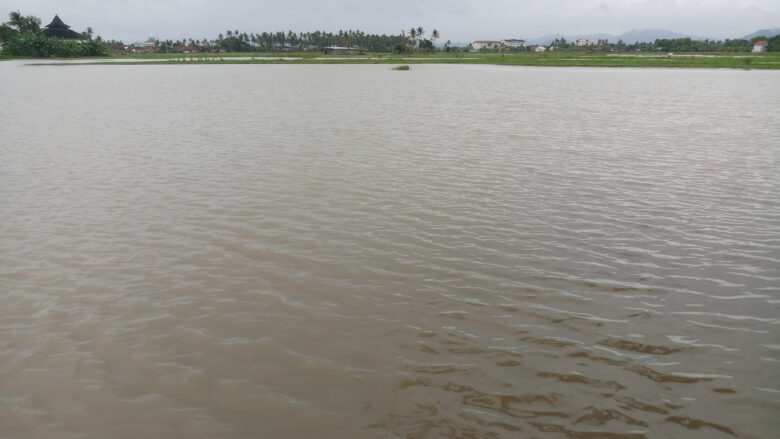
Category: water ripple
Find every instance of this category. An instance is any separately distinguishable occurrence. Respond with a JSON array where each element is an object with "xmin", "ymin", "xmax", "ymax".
[{"xmin": 1, "ymin": 63, "xmax": 778, "ymax": 438}]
